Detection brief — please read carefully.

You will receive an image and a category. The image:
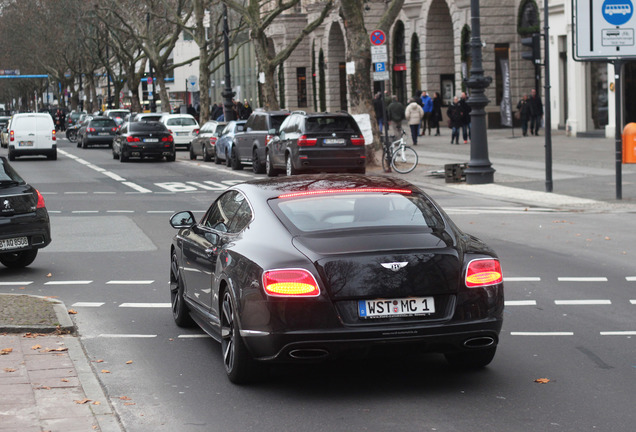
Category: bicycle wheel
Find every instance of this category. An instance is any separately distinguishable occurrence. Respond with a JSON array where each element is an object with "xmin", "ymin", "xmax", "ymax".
[
  {"xmin": 391, "ymin": 145, "xmax": 418, "ymax": 174},
  {"xmin": 381, "ymin": 151, "xmax": 390, "ymax": 172}
]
